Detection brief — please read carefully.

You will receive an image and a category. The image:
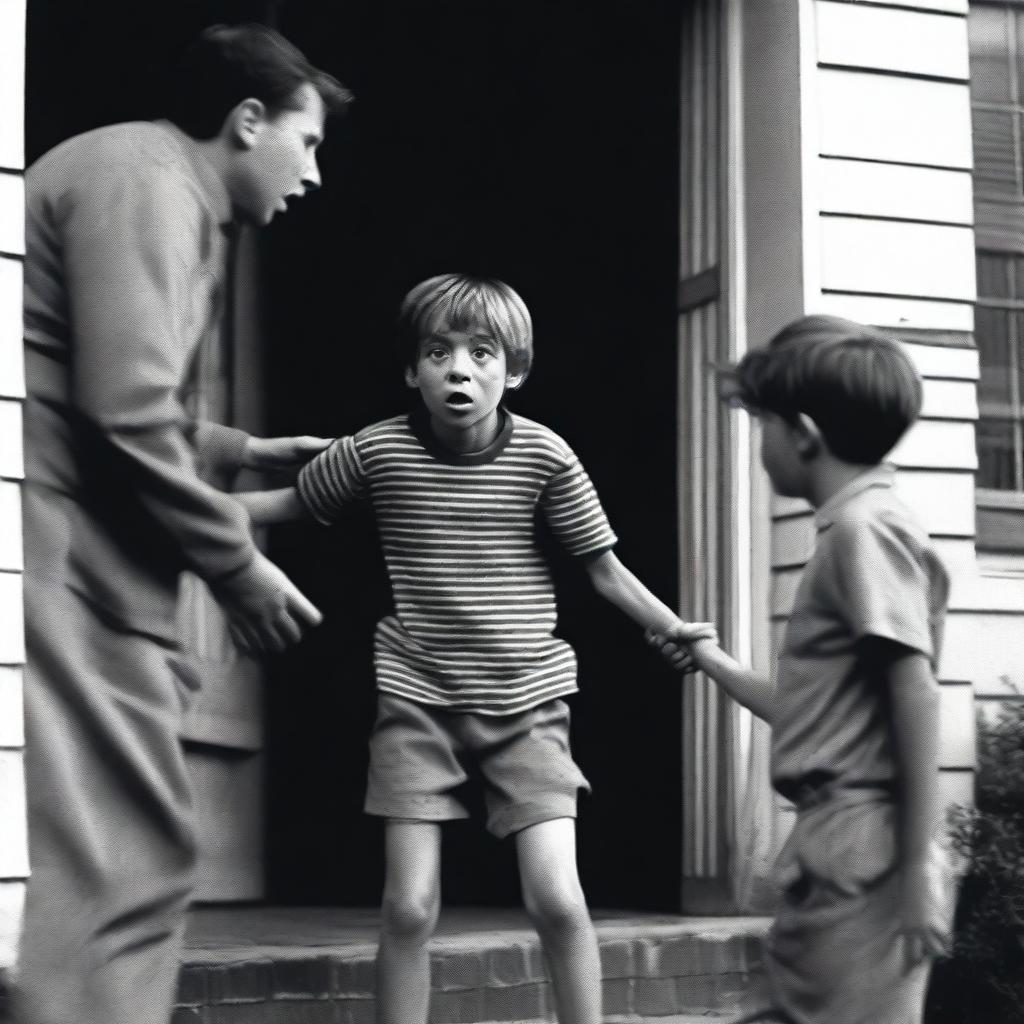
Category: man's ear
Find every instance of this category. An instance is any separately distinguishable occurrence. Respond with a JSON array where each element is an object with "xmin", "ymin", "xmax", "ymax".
[
  {"xmin": 404, "ymin": 366, "xmax": 419, "ymax": 389},
  {"xmin": 793, "ymin": 412, "xmax": 823, "ymax": 461},
  {"xmin": 226, "ymin": 98, "xmax": 268, "ymax": 150}
]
